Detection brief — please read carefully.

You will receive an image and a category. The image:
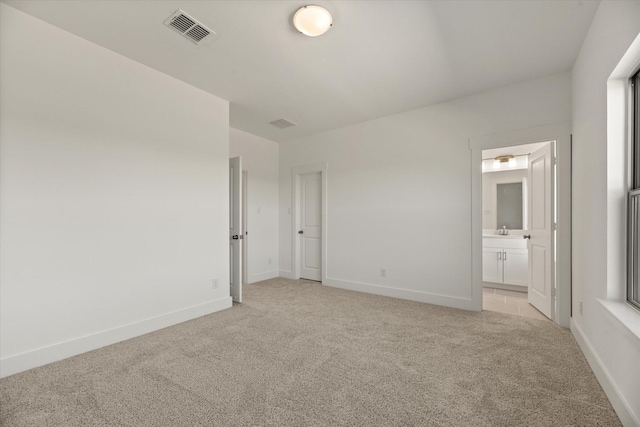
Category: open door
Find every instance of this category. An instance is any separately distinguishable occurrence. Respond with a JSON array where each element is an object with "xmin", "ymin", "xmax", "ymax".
[
  {"xmin": 229, "ymin": 157, "xmax": 243, "ymax": 303},
  {"xmin": 526, "ymin": 143, "xmax": 554, "ymax": 319},
  {"xmin": 242, "ymin": 170, "xmax": 248, "ymax": 285}
]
